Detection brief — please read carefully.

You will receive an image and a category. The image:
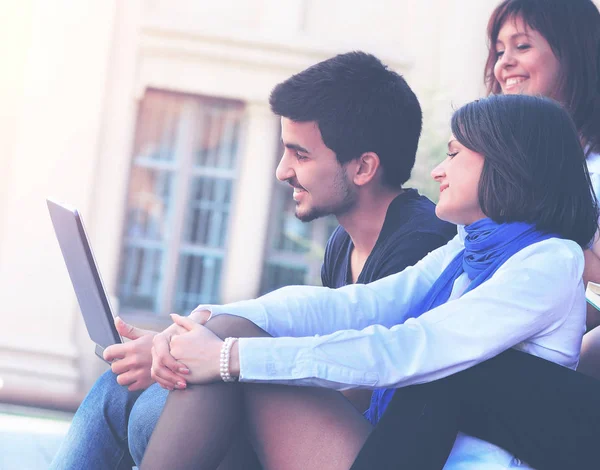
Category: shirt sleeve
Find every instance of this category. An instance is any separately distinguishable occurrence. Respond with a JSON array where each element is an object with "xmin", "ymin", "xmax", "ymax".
[
  {"xmin": 197, "ymin": 235, "xmax": 462, "ymax": 338},
  {"xmin": 237, "ymin": 238, "xmax": 584, "ymax": 390}
]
